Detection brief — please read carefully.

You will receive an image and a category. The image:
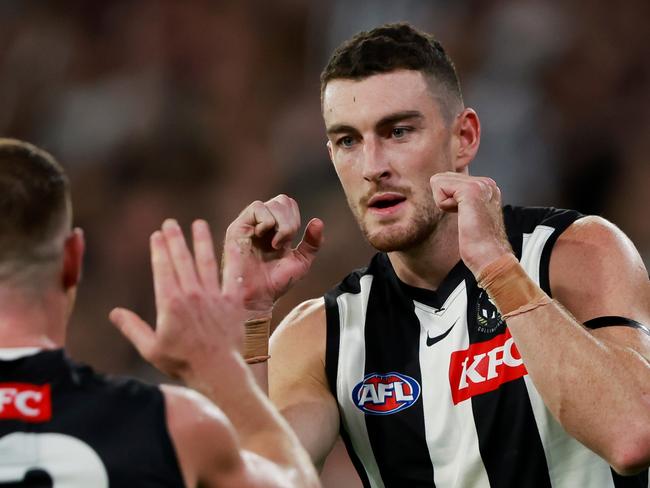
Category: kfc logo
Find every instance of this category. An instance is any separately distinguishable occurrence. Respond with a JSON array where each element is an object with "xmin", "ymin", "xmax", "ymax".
[
  {"xmin": 0, "ymin": 383, "xmax": 52, "ymax": 422},
  {"xmin": 449, "ymin": 329, "xmax": 527, "ymax": 404}
]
